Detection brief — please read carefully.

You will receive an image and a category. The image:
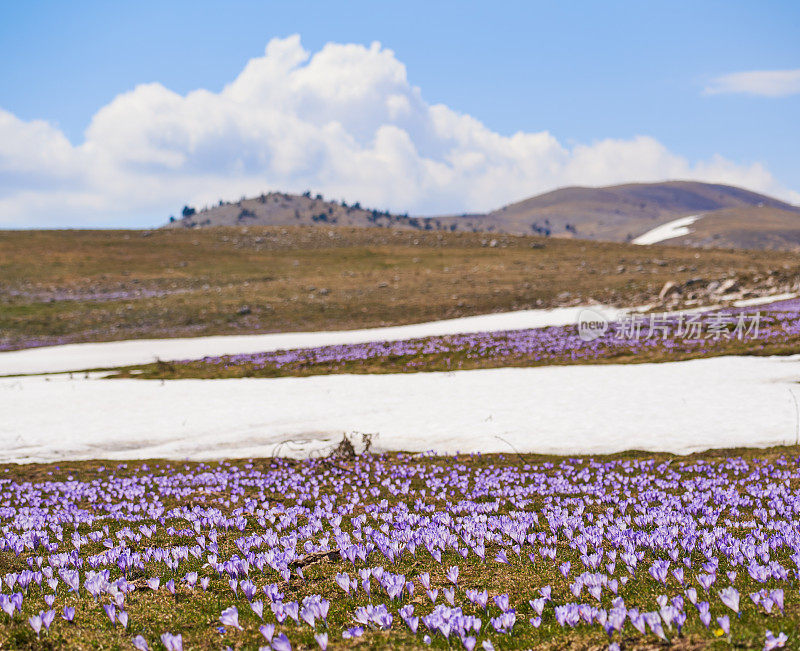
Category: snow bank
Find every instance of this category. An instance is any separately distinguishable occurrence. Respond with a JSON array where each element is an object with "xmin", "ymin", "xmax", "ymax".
[
  {"xmin": 632, "ymin": 215, "xmax": 701, "ymax": 245},
  {"xmin": 734, "ymin": 292, "xmax": 798, "ymax": 307},
  {"xmin": 0, "ymin": 305, "xmax": 631, "ymax": 376},
  {"xmin": 2, "ymin": 355, "xmax": 799, "ymax": 463}
]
